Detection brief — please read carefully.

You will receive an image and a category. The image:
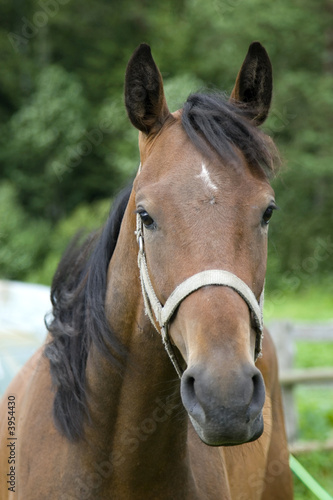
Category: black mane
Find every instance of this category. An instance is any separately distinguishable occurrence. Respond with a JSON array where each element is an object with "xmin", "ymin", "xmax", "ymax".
[
  {"xmin": 45, "ymin": 93, "xmax": 278, "ymax": 442},
  {"xmin": 182, "ymin": 92, "xmax": 278, "ymax": 177},
  {"xmin": 45, "ymin": 185, "xmax": 131, "ymax": 441}
]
